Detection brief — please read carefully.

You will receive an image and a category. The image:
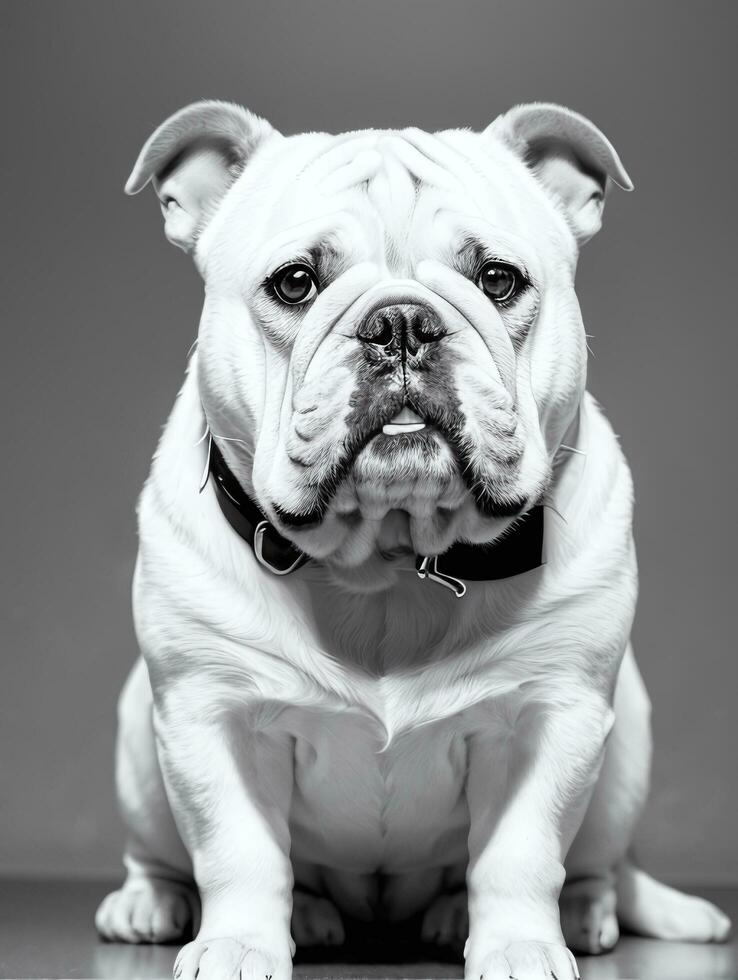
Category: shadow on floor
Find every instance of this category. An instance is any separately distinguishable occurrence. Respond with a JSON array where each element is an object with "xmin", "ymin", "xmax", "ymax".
[{"xmin": 0, "ymin": 879, "xmax": 735, "ymax": 979}]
